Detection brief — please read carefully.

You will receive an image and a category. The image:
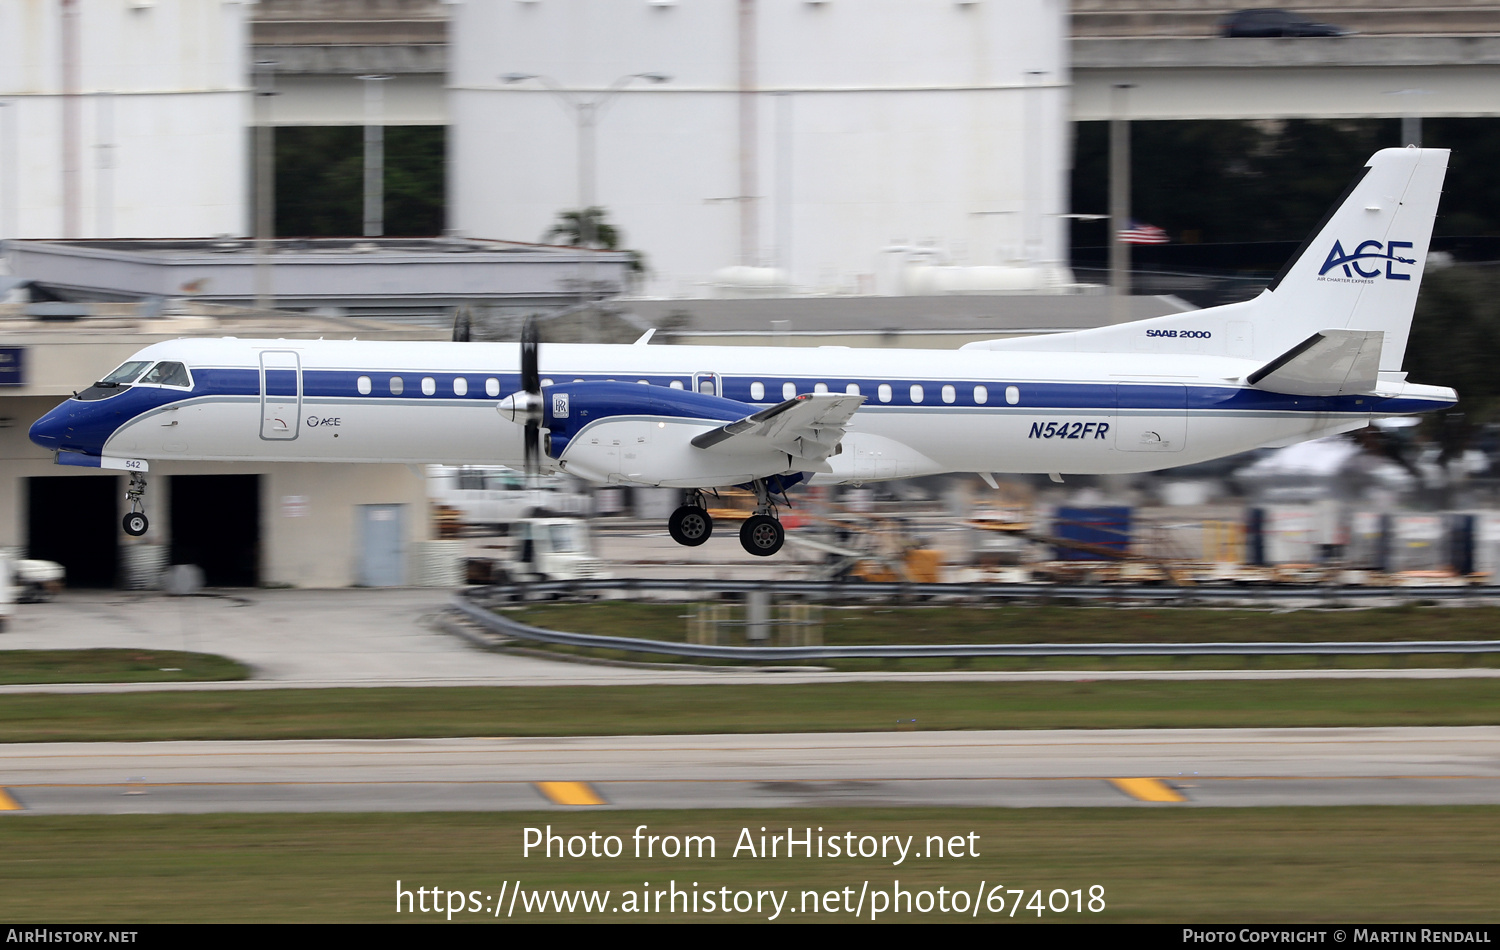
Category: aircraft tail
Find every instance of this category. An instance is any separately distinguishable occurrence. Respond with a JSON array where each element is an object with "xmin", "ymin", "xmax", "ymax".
[{"xmin": 966, "ymin": 147, "xmax": 1449, "ymax": 375}]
